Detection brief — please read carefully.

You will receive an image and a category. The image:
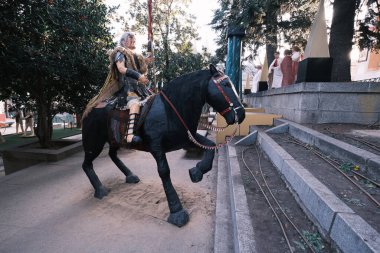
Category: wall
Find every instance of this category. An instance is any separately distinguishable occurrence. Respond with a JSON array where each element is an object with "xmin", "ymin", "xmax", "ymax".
[{"xmin": 244, "ymin": 82, "xmax": 380, "ymax": 124}]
